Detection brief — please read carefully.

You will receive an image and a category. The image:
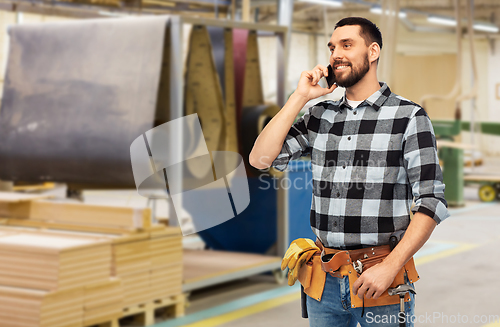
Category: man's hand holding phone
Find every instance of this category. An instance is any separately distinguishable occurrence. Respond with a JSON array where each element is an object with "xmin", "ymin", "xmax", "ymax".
[
  {"xmin": 294, "ymin": 64, "xmax": 337, "ymax": 101},
  {"xmin": 249, "ymin": 64, "xmax": 336, "ymax": 169}
]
